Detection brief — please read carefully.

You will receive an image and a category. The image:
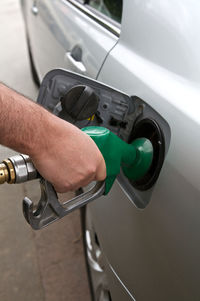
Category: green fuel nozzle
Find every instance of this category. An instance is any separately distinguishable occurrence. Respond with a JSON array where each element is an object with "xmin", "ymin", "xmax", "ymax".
[
  {"xmin": 0, "ymin": 125, "xmax": 153, "ymax": 230},
  {"xmin": 82, "ymin": 126, "xmax": 153, "ymax": 194}
]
